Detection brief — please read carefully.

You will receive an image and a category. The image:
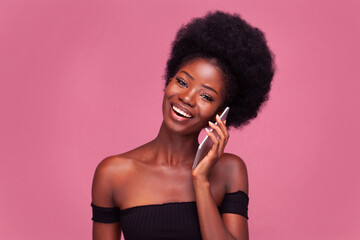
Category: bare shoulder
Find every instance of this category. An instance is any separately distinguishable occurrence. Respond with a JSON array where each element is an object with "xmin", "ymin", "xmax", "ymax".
[
  {"xmin": 93, "ymin": 141, "xmax": 155, "ymax": 186},
  {"xmin": 218, "ymin": 153, "xmax": 248, "ymax": 174},
  {"xmin": 95, "ymin": 154, "xmax": 134, "ymax": 179},
  {"xmin": 217, "ymin": 153, "xmax": 249, "ymax": 194},
  {"xmin": 91, "ymin": 154, "xmax": 136, "ymax": 206}
]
